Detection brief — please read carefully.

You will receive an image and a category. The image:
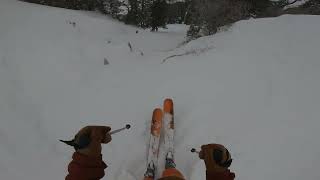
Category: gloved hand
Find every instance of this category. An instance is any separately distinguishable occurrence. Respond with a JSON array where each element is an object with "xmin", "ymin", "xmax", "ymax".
[
  {"xmin": 74, "ymin": 126, "xmax": 112, "ymax": 157},
  {"xmin": 199, "ymin": 144, "xmax": 232, "ymax": 173}
]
